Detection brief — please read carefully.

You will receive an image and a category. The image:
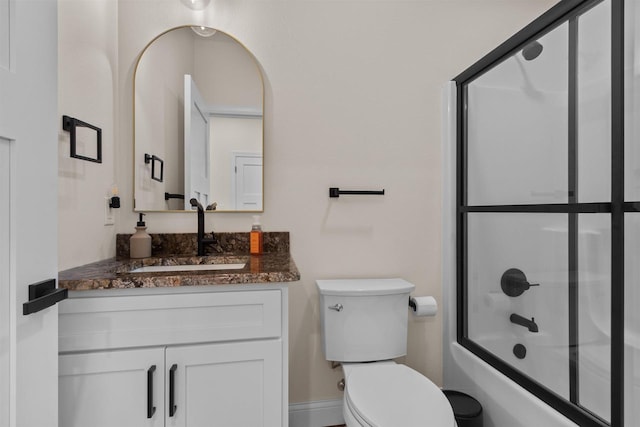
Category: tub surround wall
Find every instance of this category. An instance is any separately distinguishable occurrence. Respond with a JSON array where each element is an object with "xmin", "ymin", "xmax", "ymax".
[{"xmin": 442, "ymin": 82, "xmax": 557, "ymax": 427}]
